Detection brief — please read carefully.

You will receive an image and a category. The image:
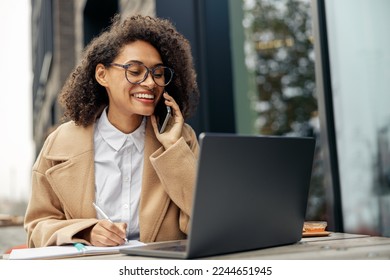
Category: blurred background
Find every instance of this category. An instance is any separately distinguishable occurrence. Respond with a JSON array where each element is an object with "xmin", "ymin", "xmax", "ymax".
[{"xmin": 1, "ymin": 0, "xmax": 389, "ymax": 253}]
